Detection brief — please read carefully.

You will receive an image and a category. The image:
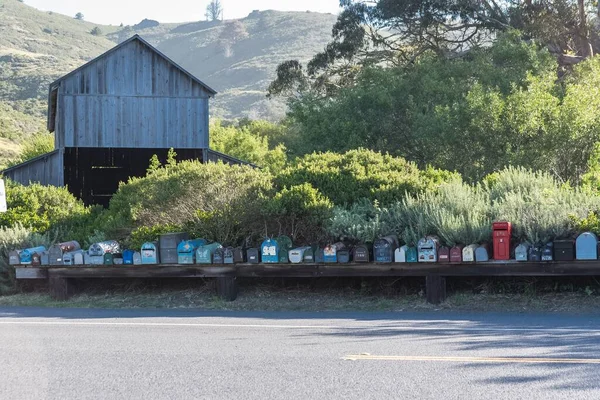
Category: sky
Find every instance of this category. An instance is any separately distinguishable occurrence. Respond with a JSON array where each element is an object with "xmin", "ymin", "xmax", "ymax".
[{"xmin": 25, "ymin": 0, "xmax": 341, "ymax": 25}]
